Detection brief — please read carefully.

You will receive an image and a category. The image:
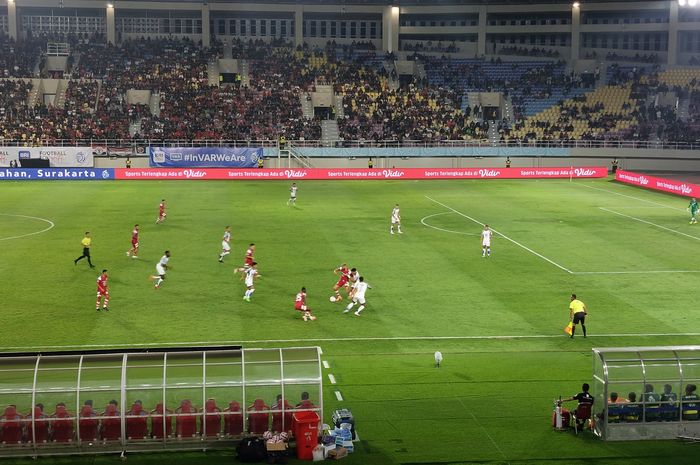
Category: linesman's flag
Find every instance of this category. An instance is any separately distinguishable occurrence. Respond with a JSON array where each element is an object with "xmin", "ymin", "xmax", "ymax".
[{"xmin": 564, "ymin": 322, "xmax": 574, "ymax": 336}]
